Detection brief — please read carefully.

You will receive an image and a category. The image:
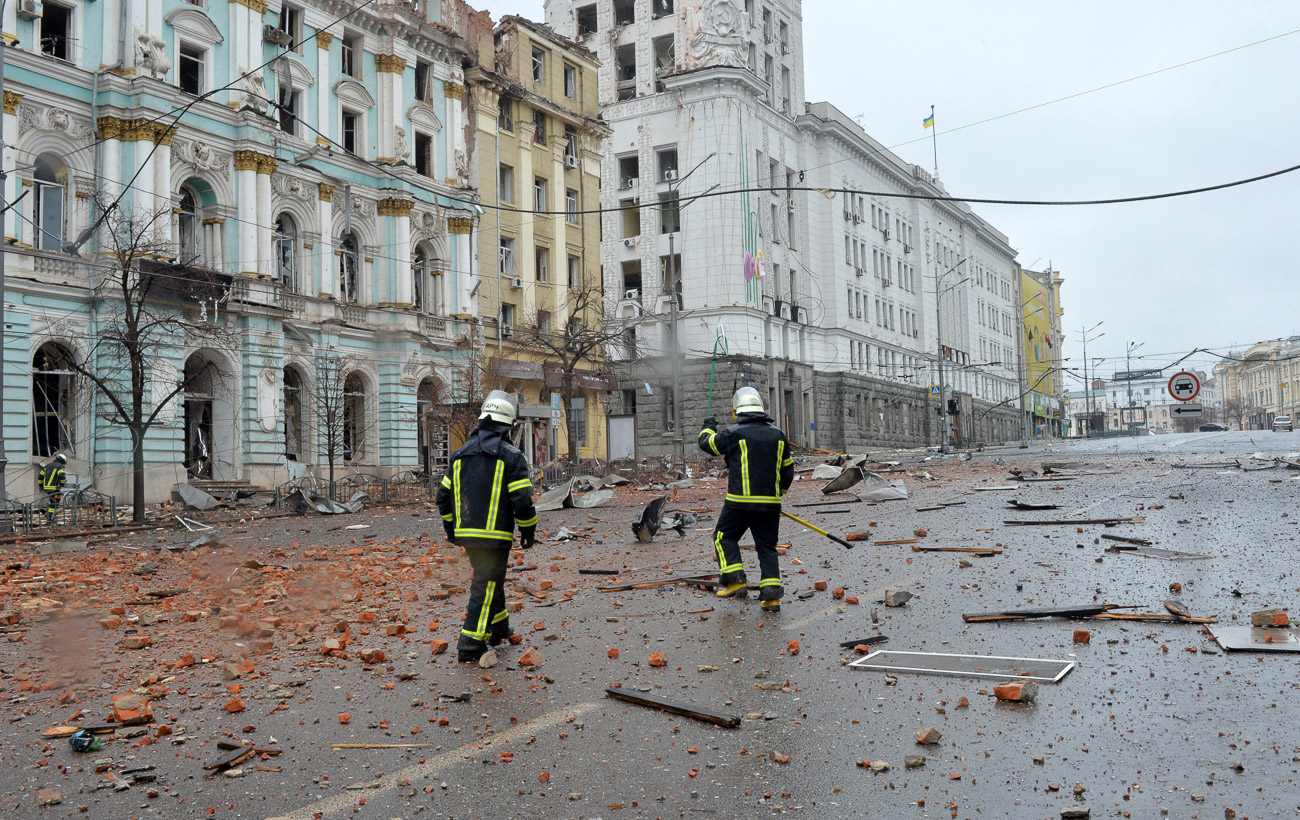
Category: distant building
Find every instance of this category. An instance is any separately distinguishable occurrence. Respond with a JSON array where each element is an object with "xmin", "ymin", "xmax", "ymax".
[
  {"xmin": 1020, "ymin": 266, "xmax": 1064, "ymax": 437},
  {"xmin": 1106, "ymin": 367, "xmax": 1210, "ymax": 433},
  {"xmin": 1063, "ymin": 388, "xmax": 1107, "ymax": 437},
  {"xmin": 1212, "ymin": 337, "xmax": 1300, "ymax": 429}
]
